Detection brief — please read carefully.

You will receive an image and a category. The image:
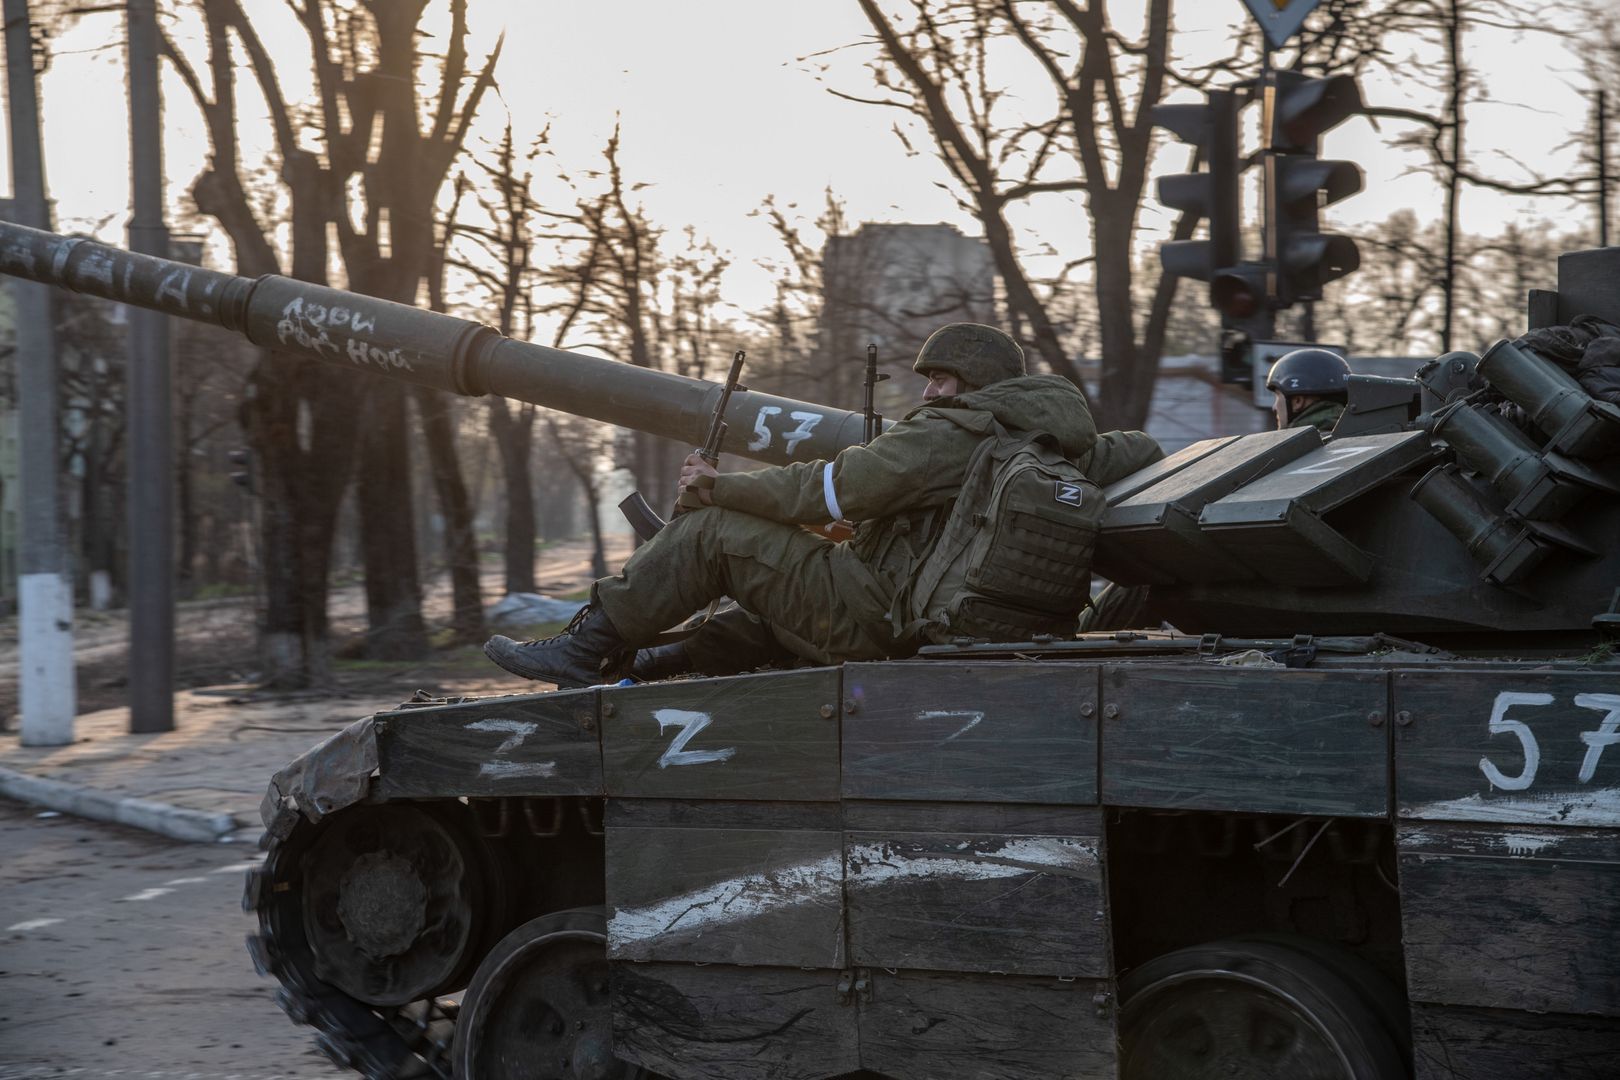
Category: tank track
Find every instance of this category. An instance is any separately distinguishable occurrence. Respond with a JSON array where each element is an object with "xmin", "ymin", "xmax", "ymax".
[{"xmin": 243, "ymin": 820, "xmax": 459, "ymax": 1080}]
